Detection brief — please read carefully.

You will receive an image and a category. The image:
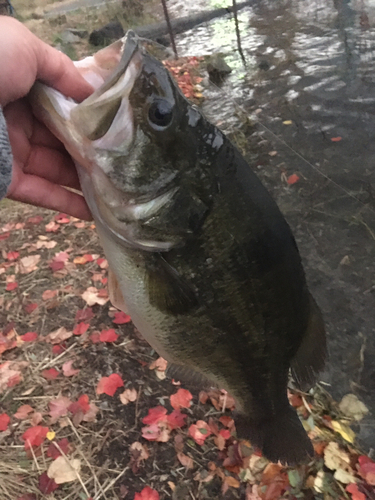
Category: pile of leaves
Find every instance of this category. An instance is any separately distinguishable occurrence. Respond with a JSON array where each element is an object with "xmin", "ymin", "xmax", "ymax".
[
  {"xmin": 1, "ymin": 205, "xmax": 375, "ymax": 500},
  {"xmin": 163, "ymin": 56, "xmax": 204, "ymax": 102}
]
